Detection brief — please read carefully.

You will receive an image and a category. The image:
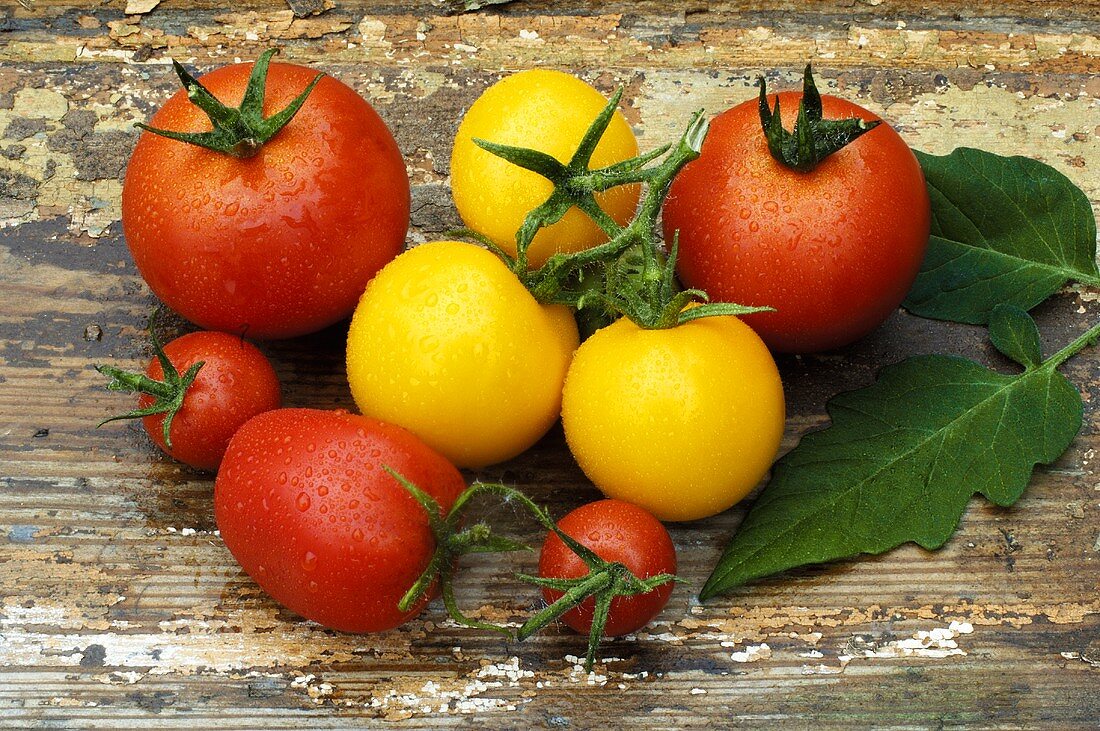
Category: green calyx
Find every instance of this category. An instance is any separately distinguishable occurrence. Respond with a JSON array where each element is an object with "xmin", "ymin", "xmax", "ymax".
[
  {"xmin": 758, "ymin": 64, "xmax": 881, "ymax": 173},
  {"xmin": 136, "ymin": 48, "xmax": 323, "ymax": 158},
  {"xmin": 387, "ymin": 469, "xmax": 531, "ymax": 636},
  {"xmin": 463, "ymin": 85, "xmax": 768, "ymax": 329},
  {"xmin": 95, "ymin": 311, "xmax": 203, "ymax": 449},
  {"xmin": 392, "ymin": 471, "xmax": 678, "ymax": 673}
]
